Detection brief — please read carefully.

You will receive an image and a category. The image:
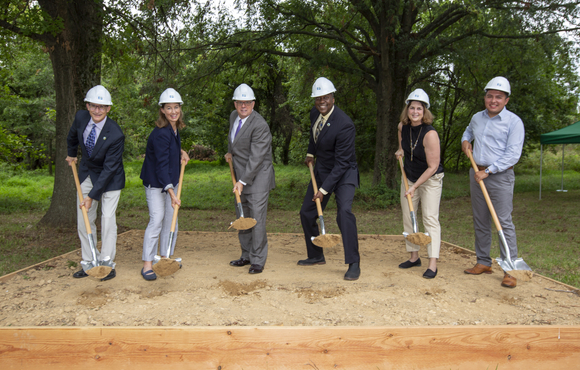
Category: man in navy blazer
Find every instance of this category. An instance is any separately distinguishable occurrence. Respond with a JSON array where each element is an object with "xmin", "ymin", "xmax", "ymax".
[
  {"xmin": 298, "ymin": 77, "xmax": 361, "ymax": 280},
  {"xmin": 65, "ymin": 85, "xmax": 125, "ymax": 281}
]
